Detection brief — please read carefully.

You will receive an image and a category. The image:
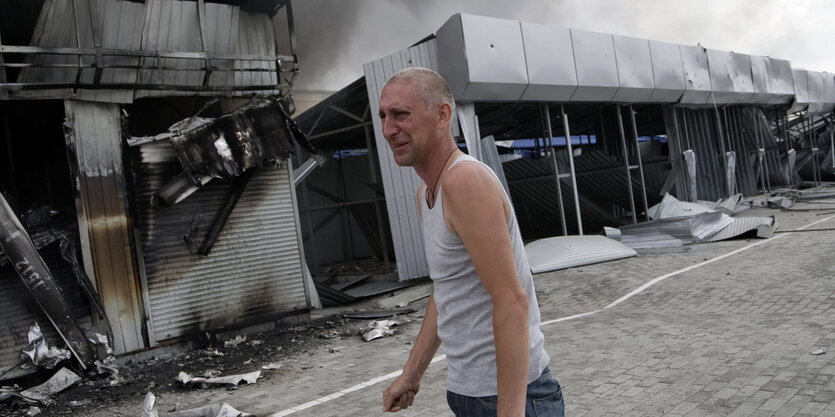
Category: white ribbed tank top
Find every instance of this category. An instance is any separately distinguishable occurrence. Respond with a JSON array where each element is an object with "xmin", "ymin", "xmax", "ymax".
[{"xmin": 420, "ymin": 154, "xmax": 549, "ymax": 397}]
